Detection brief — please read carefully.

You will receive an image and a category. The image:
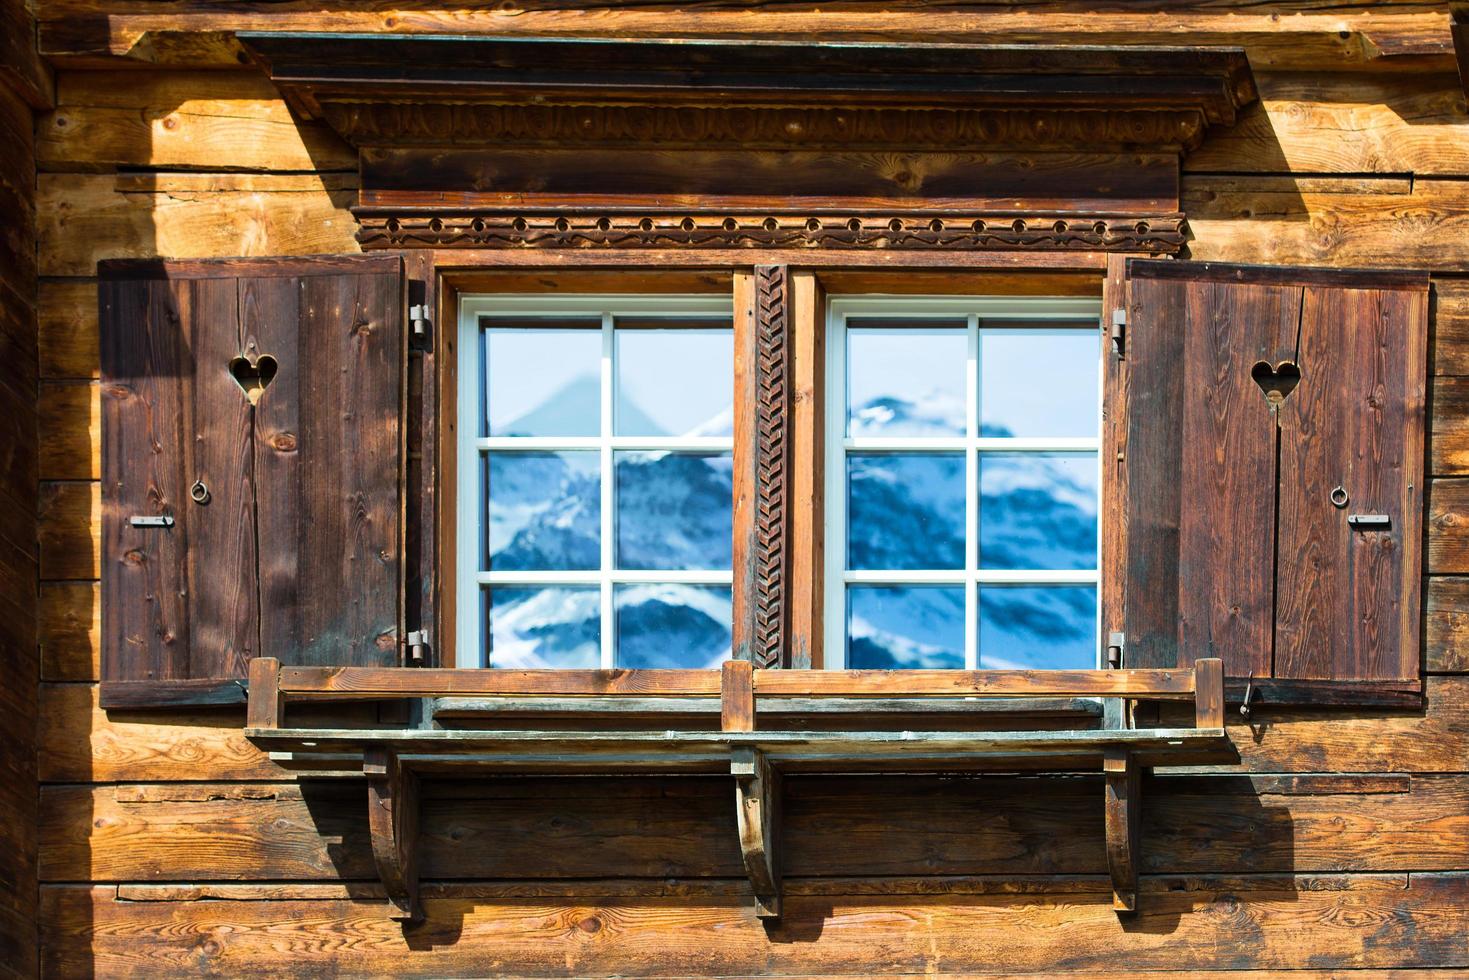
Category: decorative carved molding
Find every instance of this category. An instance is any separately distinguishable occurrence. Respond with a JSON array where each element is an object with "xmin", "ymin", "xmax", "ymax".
[
  {"xmin": 324, "ymin": 102, "xmax": 1211, "ymax": 152},
  {"xmin": 355, "ymin": 210, "xmax": 1187, "ymax": 253},
  {"xmin": 753, "ymin": 266, "xmax": 792, "ymax": 670}
]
